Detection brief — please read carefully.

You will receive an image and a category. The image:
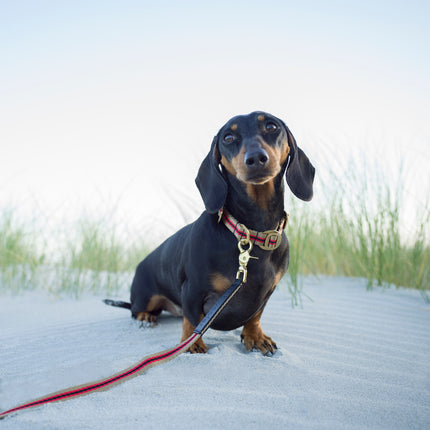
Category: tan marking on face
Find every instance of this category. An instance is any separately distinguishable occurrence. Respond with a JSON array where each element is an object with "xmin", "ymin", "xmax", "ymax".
[
  {"xmin": 181, "ymin": 316, "xmax": 208, "ymax": 353},
  {"xmin": 257, "ymin": 115, "xmax": 265, "ymax": 121},
  {"xmin": 210, "ymin": 272, "xmax": 234, "ymax": 294},
  {"xmin": 221, "ymin": 145, "xmax": 246, "ymax": 176},
  {"xmin": 240, "ymin": 140, "xmax": 284, "ymax": 207},
  {"xmin": 246, "ymin": 181, "xmax": 276, "ymax": 209},
  {"xmin": 280, "ymin": 138, "xmax": 291, "ymax": 165},
  {"xmin": 261, "ymin": 141, "xmax": 283, "ymax": 176},
  {"xmin": 231, "ymin": 124, "xmax": 238, "ymax": 131},
  {"xmin": 221, "ymin": 138, "xmax": 287, "ymax": 209},
  {"xmin": 221, "ymin": 154, "xmax": 236, "ymax": 176}
]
